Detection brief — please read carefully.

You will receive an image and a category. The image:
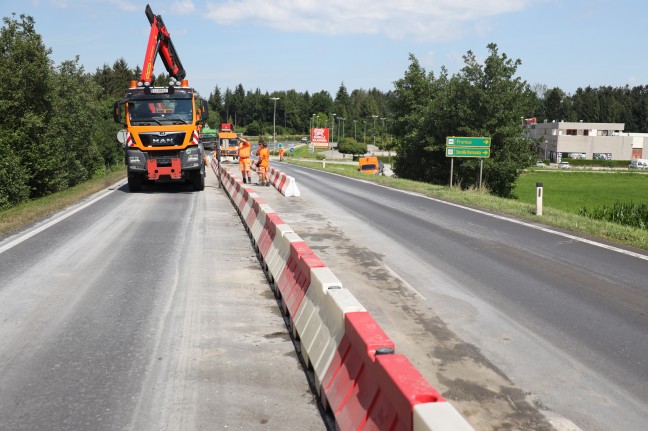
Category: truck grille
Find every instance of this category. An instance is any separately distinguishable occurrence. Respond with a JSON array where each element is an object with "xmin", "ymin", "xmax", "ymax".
[
  {"xmin": 148, "ymin": 151, "xmax": 180, "ymax": 159},
  {"xmin": 139, "ymin": 132, "xmax": 186, "ymax": 147}
]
